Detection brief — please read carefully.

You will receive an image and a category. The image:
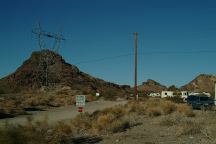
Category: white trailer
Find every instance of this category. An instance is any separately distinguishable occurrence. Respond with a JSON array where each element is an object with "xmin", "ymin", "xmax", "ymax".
[
  {"xmin": 161, "ymin": 91, "xmax": 174, "ymax": 98},
  {"xmin": 149, "ymin": 93, "xmax": 161, "ymax": 97}
]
